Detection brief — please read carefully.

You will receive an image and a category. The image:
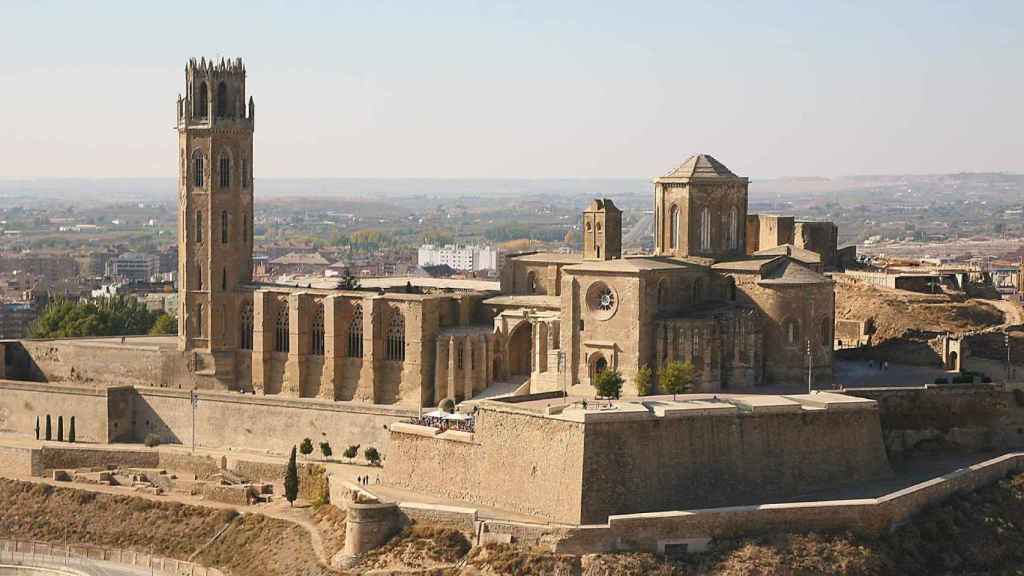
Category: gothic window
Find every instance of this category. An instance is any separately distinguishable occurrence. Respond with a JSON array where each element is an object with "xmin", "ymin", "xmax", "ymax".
[
  {"xmin": 728, "ymin": 207, "xmax": 738, "ymax": 250},
  {"xmin": 216, "ymin": 82, "xmax": 228, "ymax": 117},
  {"xmin": 386, "ymin": 312, "xmax": 405, "ymax": 361},
  {"xmin": 274, "ymin": 306, "xmax": 289, "ymax": 353},
  {"xmin": 669, "ymin": 205, "xmax": 679, "ymax": 249},
  {"xmin": 700, "ymin": 207, "xmax": 712, "ymax": 252},
  {"xmin": 221, "ymin": 210, "xmax": 229, "ymax": 244},
  {"xmin": 312, "ymin": 305, "xmax": 325, "ymax": 356},
  {"xmin": 192, "ymin": 152, "xmax": 204, "ymax": 188},
  {"xmin": 239, "ymin": 303, "xmax": 253, "ymax": 350},
  {"xmin": 347, "ymin": 303, "xmax": 363, "ymax": 358},
  {"xmin": 195, "ymin": 81, "xmax": 208, "ymax": 118},
  {"xmin": 219, "ymin": 156, "xmax": 230, "ymax": 189},
  {"xmin": 196, "ymin": 304, "xmax": 204, "ymax": 337},
  {"xmin": 785, "ymin": 319, "xmax": 800, "ymax": 346},
  {"xmin": 821, "ymin": 318, "xmax": 831, "ymax": 347},
  {"xmin": 195, "ymin": 211, "xmax": 203, "ymax": 244}
]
